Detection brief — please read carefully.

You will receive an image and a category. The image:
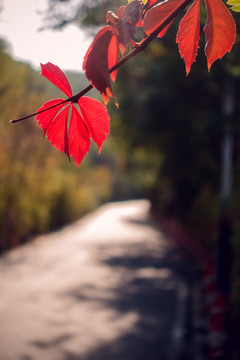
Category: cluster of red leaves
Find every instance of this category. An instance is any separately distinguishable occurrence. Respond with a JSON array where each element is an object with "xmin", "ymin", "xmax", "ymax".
[
  {"xmin": 35, "ymin": 0, "xmax": 236, "ymax": 166},
  {"xmin": 37, "ymin": 63, "xmax": 110, "ymax": 167},
  {"xmin": 83, "ymin": 0, "xmax": 236, "ymax": 102},
  {"xmin": 142, "ymin": 0, "xmax": 236, "ymax": 74}
]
